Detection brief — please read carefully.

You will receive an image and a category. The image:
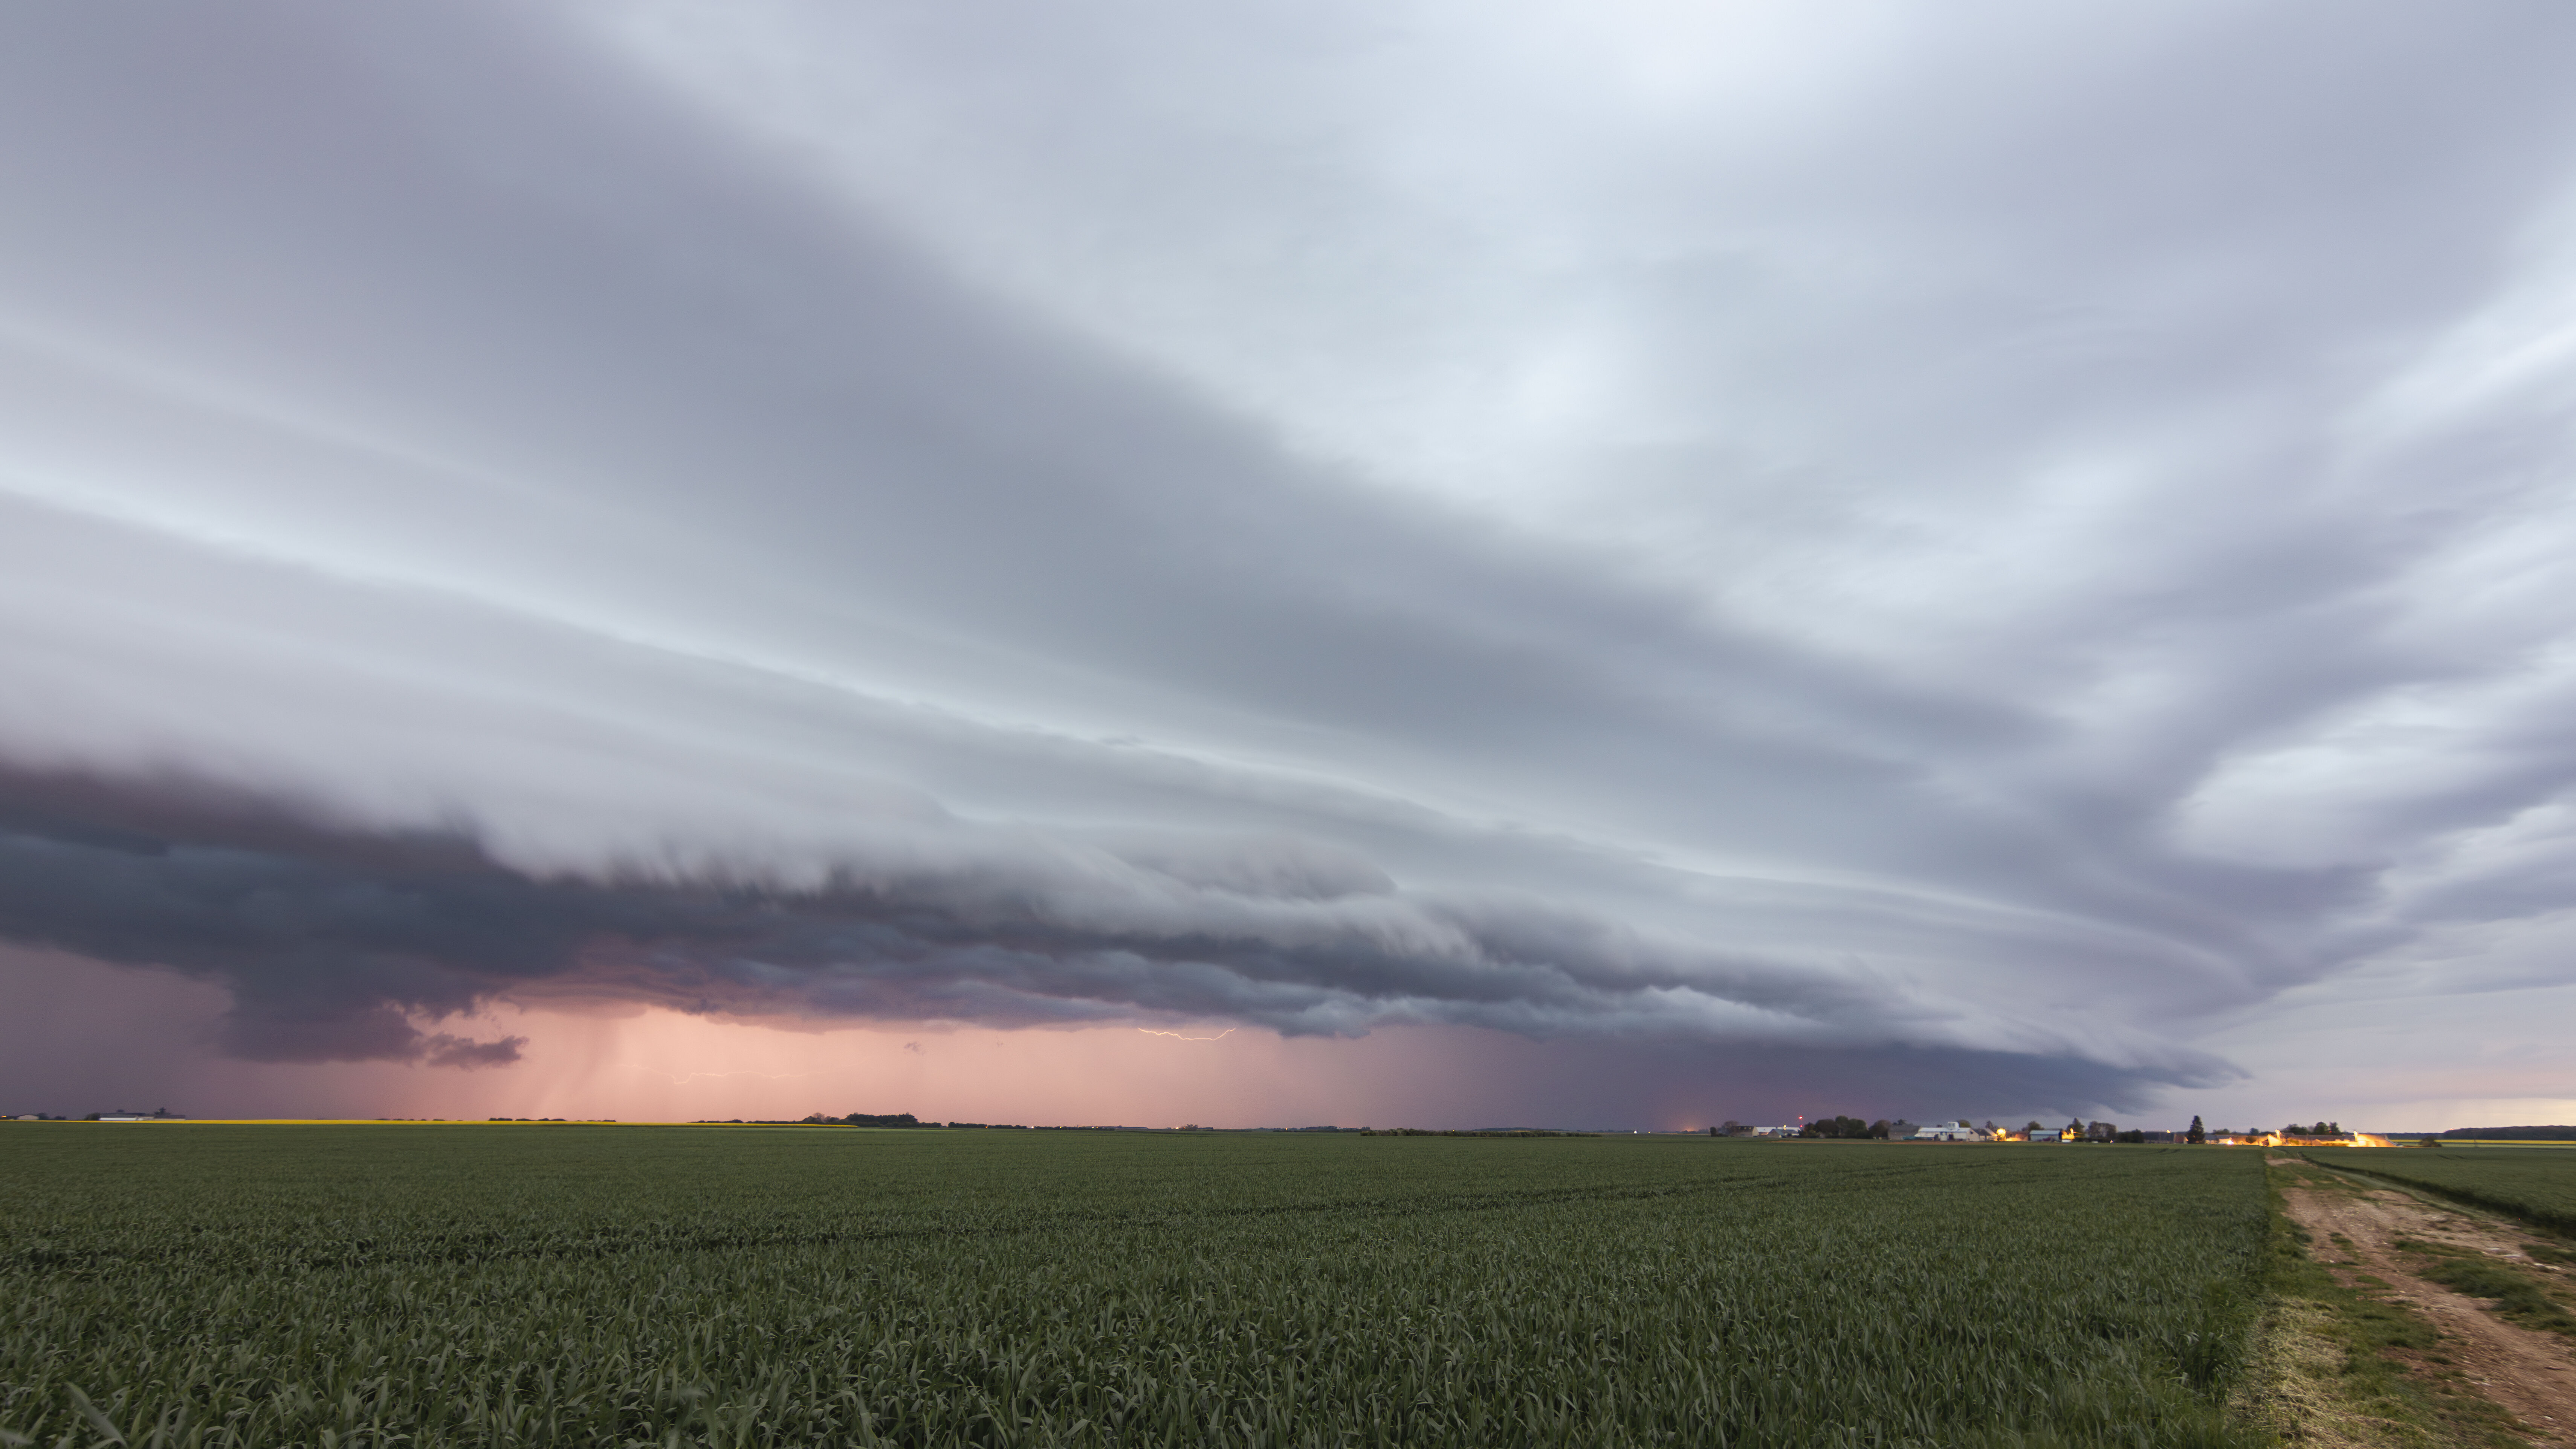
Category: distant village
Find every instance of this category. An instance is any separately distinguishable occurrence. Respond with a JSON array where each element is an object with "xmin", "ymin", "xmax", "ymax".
[
  {"xmin": 1709, "ymin": 1116, "xmax": 2394, "ymax": 1146},
  {"xmin": 9, "ymin": 1107, "xmax": 185, "ymax": 1122}
]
